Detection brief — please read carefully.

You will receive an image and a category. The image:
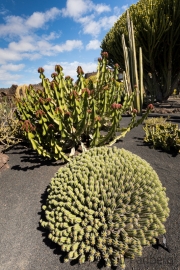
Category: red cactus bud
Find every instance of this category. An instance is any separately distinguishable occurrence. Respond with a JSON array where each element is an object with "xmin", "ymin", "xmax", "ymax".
[
  {"xmin": 48, "ymin": 124, "xmax": 54, "ymax": 129},
  {"xmin": 101, "ymin": 52, "xmax": 108, "ymax": 58},
  {"xmin": 45, "ymin": 98, "xmax": 52, "ymax": 103},
  {"xmin": 111, "ymin": 103, "xmax": 116, "ymax": 109},
  {"xmin": 132, "ymin": 108, "xmax": 138, "ymax": 114},
  {"xmin": 95, "ymin": 116, "xmax": 101, "ymax": 121},
  {"xmin": 21, "ymin": 120, "xmax": 35, "ymax": 132},
  {"xmin": 55, "ymin": 65, "xmax": 63, "ymax": 73},
  {"xmin": 87, "ymin": 109, "xmax": 92, "ymax": 113},
  {"xmin": 38, "ymin": 67, "xmax": 44, "ymax": 73},
  {"xmin": 70, "ymin": 90, "xmax": 78, "ymax": 98},
  {"xmin": 51, "ymin": 72, "xmax": 58, "ymax": 78},
  {"xmin": 147, "ymin": 104, "xmax": 154, "ymax": 110},
  {"xmin": 64, "ymin": 111, "xmax": 71, "ymax": 116},
  {"xmin": 50, "ymin": 81, "xmax": 56, "ymax": 90},
  {"xmin": 39, "ymin": 97, "xmax": 45, "ymax": 104},
  {"xmin": 98, "ymin": 57, "xmax": 102, "ymax": 62},
  {"xmin": 116, "ymin": 104, "xmax": 122, "ymax": 109},
  {"xmin": 114, "ymin": 63, "xmax": 119, "ymax": 68},
  {"xmin": 111, "ymin": 103, "xmax": 122, "ymax": 110},
  {"xmin": 82, "ymin": 88, "xmax": 91, "ymax": 96},
  {"xmin": 36, "ymin": 110, "xmax": 45, "ymax": 118},
  {"xmin": 77, "ymin": 66, "xmax": 84, "ymax": 75},
  {"xmin": 55, "ymin": 107, "xmax": 62, "ymax": 114}
]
